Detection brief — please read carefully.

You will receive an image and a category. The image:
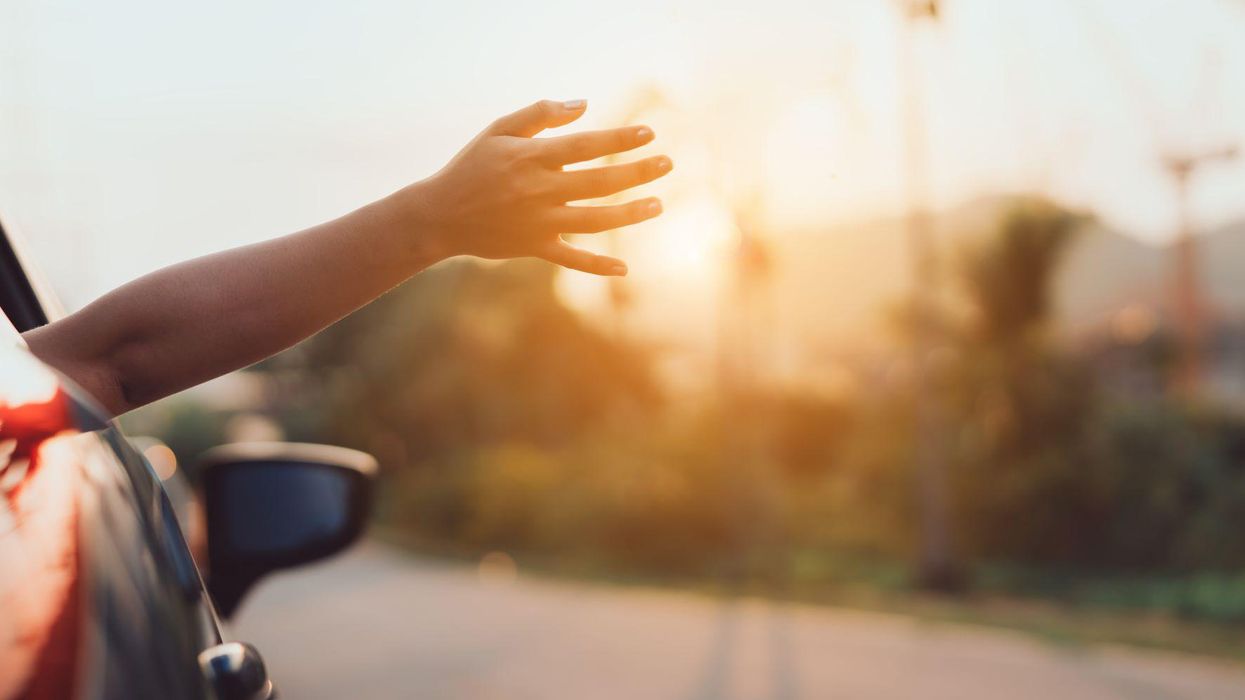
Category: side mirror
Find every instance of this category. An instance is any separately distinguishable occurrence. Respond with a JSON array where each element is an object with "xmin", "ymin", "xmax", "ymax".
[{"xmin": 198, "ymin": 442, "xmax": 376, "ymax": 618}]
